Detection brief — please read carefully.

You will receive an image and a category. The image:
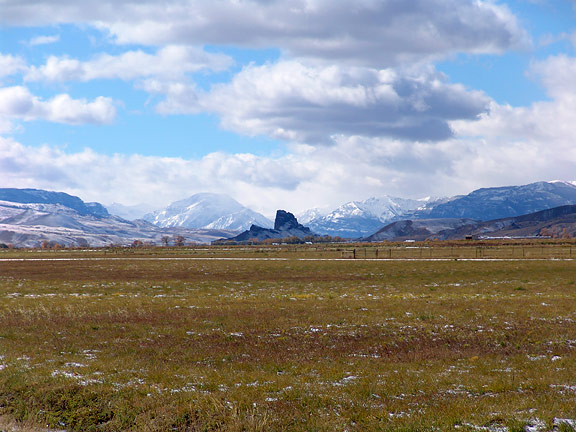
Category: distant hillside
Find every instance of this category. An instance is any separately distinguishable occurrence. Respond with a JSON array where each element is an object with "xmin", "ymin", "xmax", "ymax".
[
  {"xmin": 365, "ymin": 205, "xmax": 576, "ymax": 241},
  {"xmin": 446, "ymin": 204, "xmax": 576, "ymax": 240},
  {"xmin": 365, "ymin": 218, "xmax": 478, "ymax": 242},
  {"xmin": 423, "ymin": 181, "xmax": 576, "ymax": 221},
  {"xmin": 0, "ymin": 188, "xmax": 109, "ymax": 217}
]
